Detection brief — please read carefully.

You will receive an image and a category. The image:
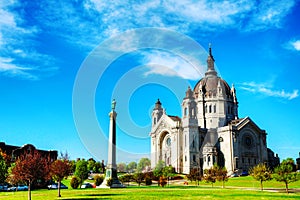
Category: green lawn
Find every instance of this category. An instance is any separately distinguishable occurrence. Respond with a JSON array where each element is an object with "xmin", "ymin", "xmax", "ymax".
[{"xmin": 0, "ymin": 176, "xmax": 299, "ymax": 200}]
